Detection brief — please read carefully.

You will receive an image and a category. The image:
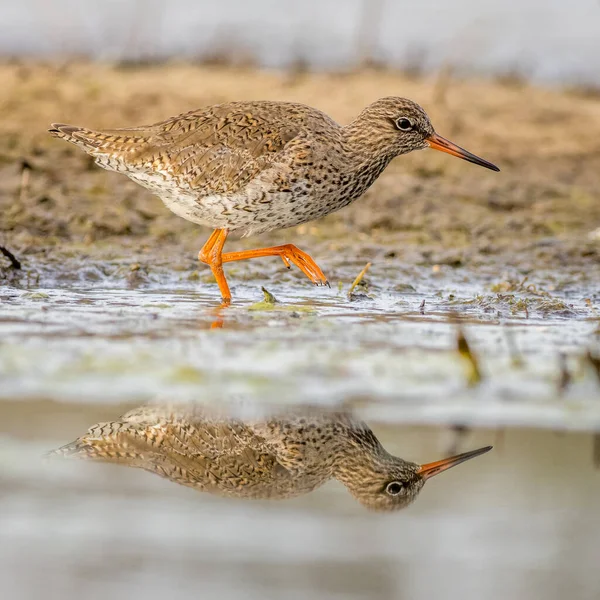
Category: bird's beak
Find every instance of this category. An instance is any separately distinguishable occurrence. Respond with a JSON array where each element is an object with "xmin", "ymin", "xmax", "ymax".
[
  {"xmin": 426, "ymin": 133, "xmax": 500, "ymax": 172},
  {"xmin": 417, "ymin": 445, "xmax": 492, "ymax": 480}
]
